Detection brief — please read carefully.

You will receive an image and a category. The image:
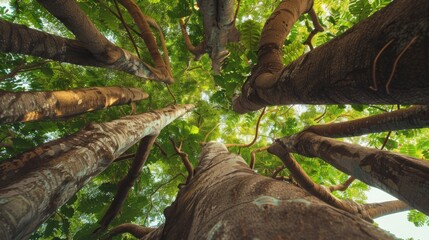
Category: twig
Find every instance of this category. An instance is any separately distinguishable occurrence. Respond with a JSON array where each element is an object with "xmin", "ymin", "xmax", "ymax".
[
  {"xmin": 113, "ymin": 0, "xmax": 141, "ymax": 58},
  {"xmin": 113, "ymin": 153, "xmax": 135, "ymax": 162},
  {"xmin": 370, "ymin": 39, "xmax": 394, "ymax": 91},
  {"xmin": 233, "ymin": 0, "xmax": 241, "ymax": 23},
  {"xmin": 105, "ymin": 223, "xmax": 155, "ymax": 240},
  {"xmin": 225, "ymin": 107, "xmax": 266, "ymax": 148},
  {"xmin": 303, "ymin": 8, "xmax": 324, "ymax": 50},
  {"xmin": 385, "ymin": 36, "xmax": 418, "ymax": 94},
  {"xmin": 271, "ymin": 164, "xmax": 286, "ymax": 178},
  {"xmin": 154, "ymin": 141, "xmax": 167, "ymax": 157},
  {"xmin": 202, "ymin": 123, "xmax": 220, "ymax": 144},
  {"xmin": 143, "ymin": 173, "xmax": 185, "ymax": 225},
  {"xmin": 314, "ymin": 106, "xmax": 327, "ymax": 122},
  {"xmin": 165, "ymin": 83, "xmax": 177, "ymax": 104},
  {"xmin": 179, "ymin": 18, "xmax": 205, "ymax": 60},
  {"xmin": 0, "ymin": 60, "xmax": 50, "ymax": 81},
  {"xmin": 249, "ymin": 146, "xmax": 269, "ymax": 169},
  {"xmin": 170, "ymin": 138, "xmax": 194, "ymax": 184},
  {"xmin": 328, "ymin": 176, "xmax": 355, "ymax": 192}
]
